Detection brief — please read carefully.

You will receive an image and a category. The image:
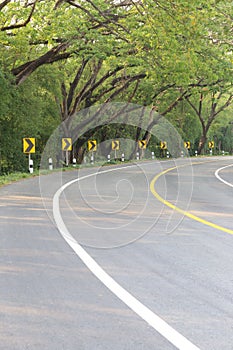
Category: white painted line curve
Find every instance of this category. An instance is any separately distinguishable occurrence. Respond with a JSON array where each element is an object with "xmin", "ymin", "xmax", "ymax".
[
  {"xmin": 53, "ymin": 164, "xmax": 200, "ymax": 350},
  {"xmin": 215, "ymin": 164, "xmax": 233, "ymax": 188}
]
